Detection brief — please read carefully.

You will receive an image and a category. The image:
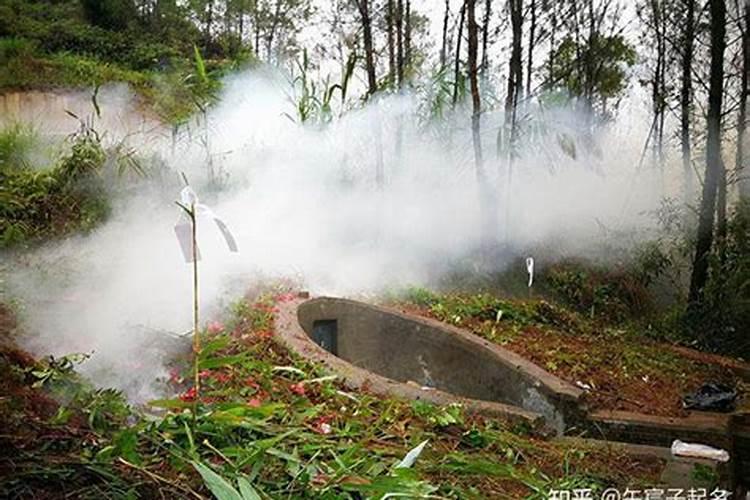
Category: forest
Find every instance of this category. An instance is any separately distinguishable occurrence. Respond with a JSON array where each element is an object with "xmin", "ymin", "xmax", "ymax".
[{"xmin": 1, "ymin": 0, "xmax": 749, "ymax": 498}]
